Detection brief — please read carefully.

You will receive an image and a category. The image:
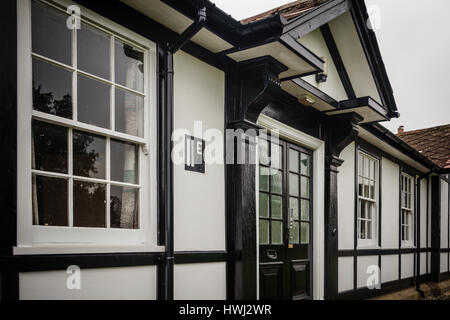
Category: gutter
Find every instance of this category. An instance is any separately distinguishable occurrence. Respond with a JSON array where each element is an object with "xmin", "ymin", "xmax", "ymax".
[{"xmin": 160, "ymin": 6, "xmax": 206, "ymax": 300}]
